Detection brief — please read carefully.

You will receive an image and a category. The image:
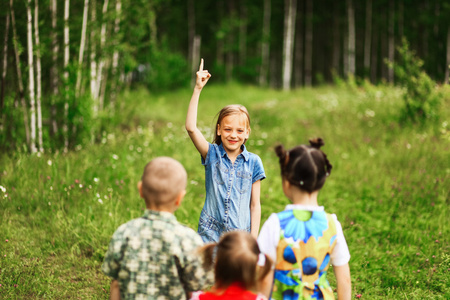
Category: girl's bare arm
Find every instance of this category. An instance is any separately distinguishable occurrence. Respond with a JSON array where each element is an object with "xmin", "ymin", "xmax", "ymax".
[
  {"xmin": 250, "ymin": 180, "xmax": 262, "ymax": 239},
  {"xmin": 334, "ymin": 263, "xmax": 351, "ymax": 300},
  {"xmin": 185, "ymin": 59, "xmax": 211, "ymax": 159}
]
